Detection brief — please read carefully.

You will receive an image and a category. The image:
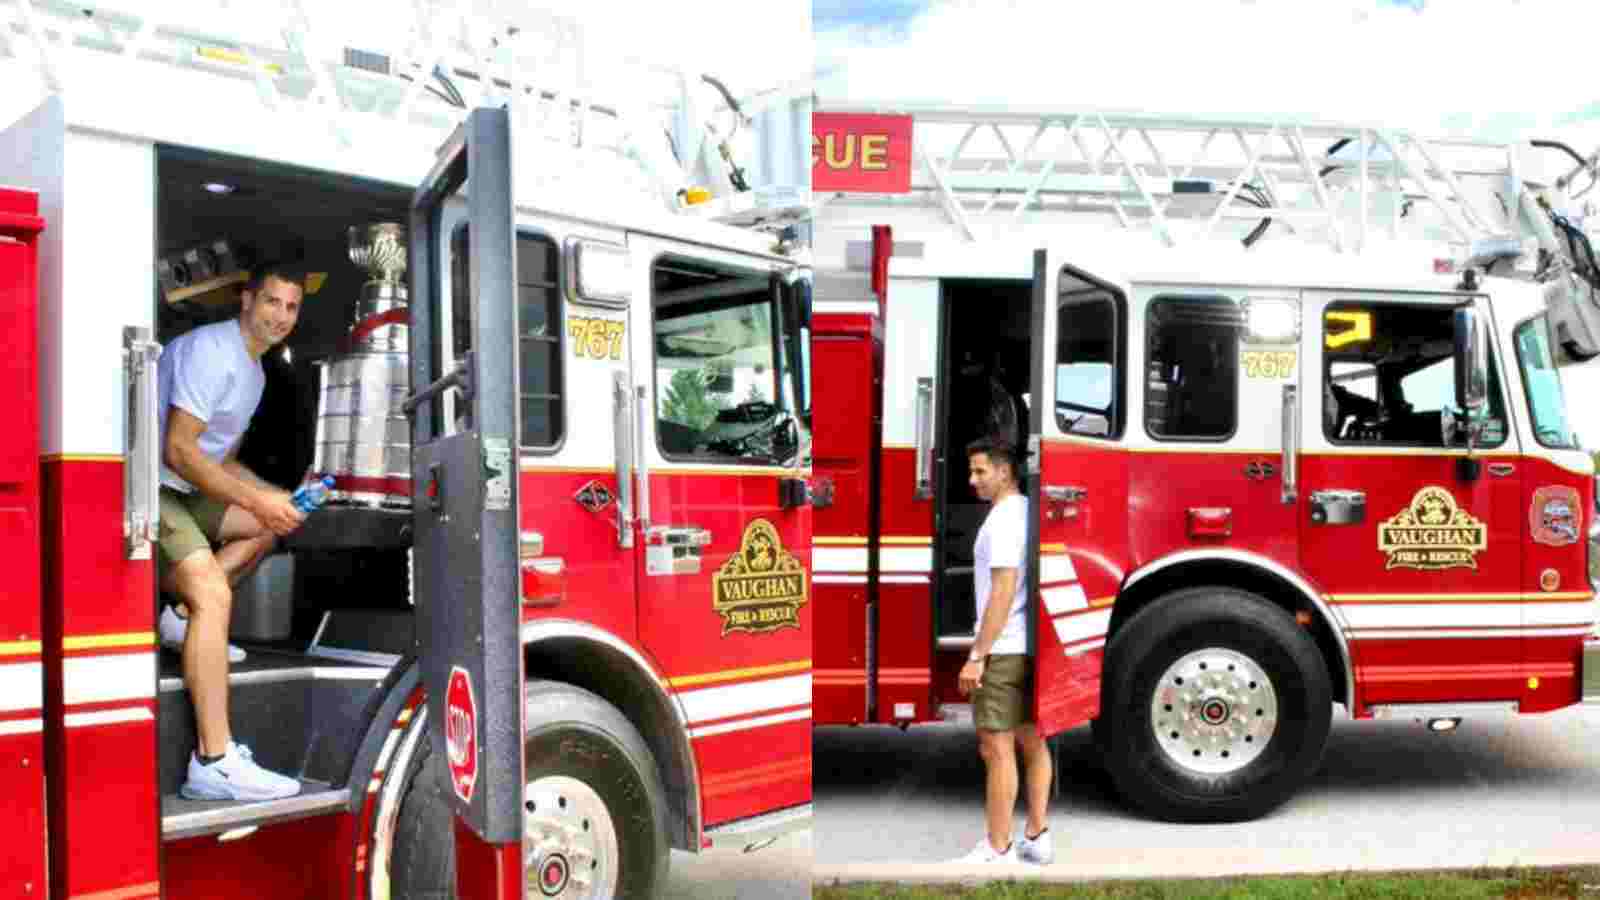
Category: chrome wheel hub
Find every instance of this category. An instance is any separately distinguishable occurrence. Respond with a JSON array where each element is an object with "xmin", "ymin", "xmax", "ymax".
[
  {"xmin": 524, "ymin": 775, "xmax": 618, "ymax": 899},
  {"xmin": 1150, "ymin": 647, "xmax": 1278, "ymax": 775}
]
